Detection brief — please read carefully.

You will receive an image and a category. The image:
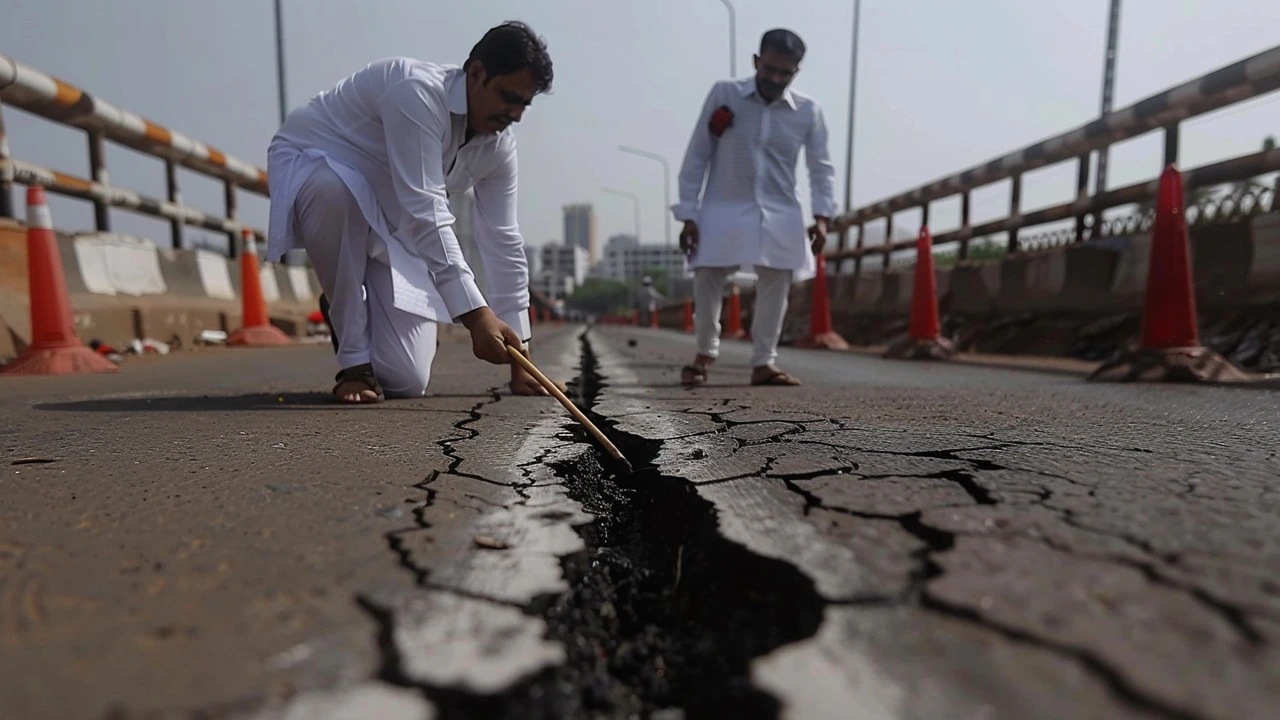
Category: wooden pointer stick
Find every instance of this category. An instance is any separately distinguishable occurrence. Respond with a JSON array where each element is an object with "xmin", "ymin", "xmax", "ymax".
[{"xmin": 506, "ymin": 344, "xmax": 632, "ymax": 472}]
